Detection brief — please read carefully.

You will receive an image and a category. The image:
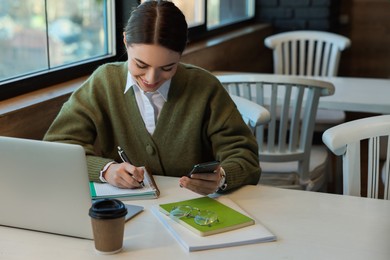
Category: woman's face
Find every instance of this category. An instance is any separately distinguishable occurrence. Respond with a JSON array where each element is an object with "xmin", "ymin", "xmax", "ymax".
[{"xmin": 125, "ymin": 41, "xmax": 181, "ymax": 92}]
